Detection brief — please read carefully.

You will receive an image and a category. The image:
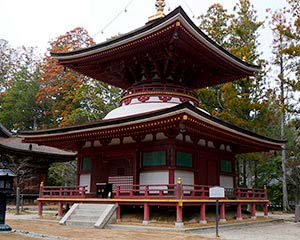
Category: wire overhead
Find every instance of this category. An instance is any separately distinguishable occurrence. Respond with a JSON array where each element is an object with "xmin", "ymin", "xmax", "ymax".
[
  {"xmin": 93, "ymin": 0, "xmax": 135, "ymax": 38},
  {"xmin": 182, "ymin": 0, "xmax": 196, "ymax": 18}
]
